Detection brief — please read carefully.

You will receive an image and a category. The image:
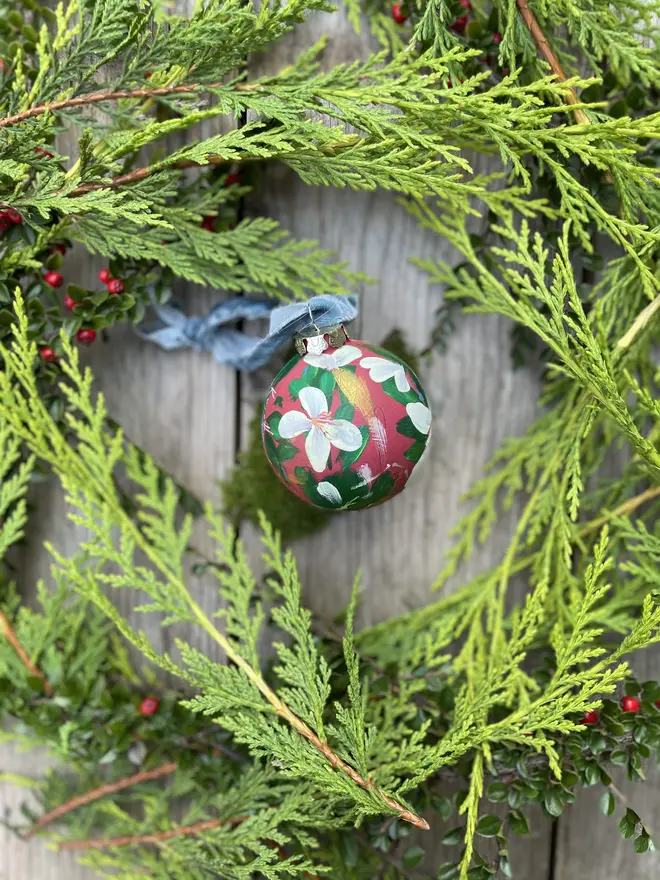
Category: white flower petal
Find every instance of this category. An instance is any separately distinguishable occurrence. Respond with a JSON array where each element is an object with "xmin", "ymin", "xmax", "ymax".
[
  {"xmin": 317, "ymin": 481, "xmax": 342, "ymax": 506},
  {"xmin": 306, "ymin": 425, "xmax": 331, "ymax": 472},
  {"xmin": 278, "ymin": 410, "xmax": 311, "ymax": 439},
  {"xmin": 394, "ymin": 367, "xmax": 411, "ymax": 393},
  {"xmin": 360, "ymin": 356, "xmax": 410, "ymax": 392},
  {"xmin": 304, "ymin": 353, "xmax": 337, "ymax": 370},
  {"xmin": 299, "ymin": 385, "xmax": 328, "ymax": 419},
  {"xmin": 333, "ymin": 345, "xmax": 361, "ymax": 367},
  {"xmin": 322, "ymin": 419, "xmax": 363, "ymax": 451},
  {"xmin": 358, "ymin": 463, "xmax": 374, "ymax": 485},
  {"xmin": 406, "ymin": 401, "xmax": 432, "ymax": 435}
]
